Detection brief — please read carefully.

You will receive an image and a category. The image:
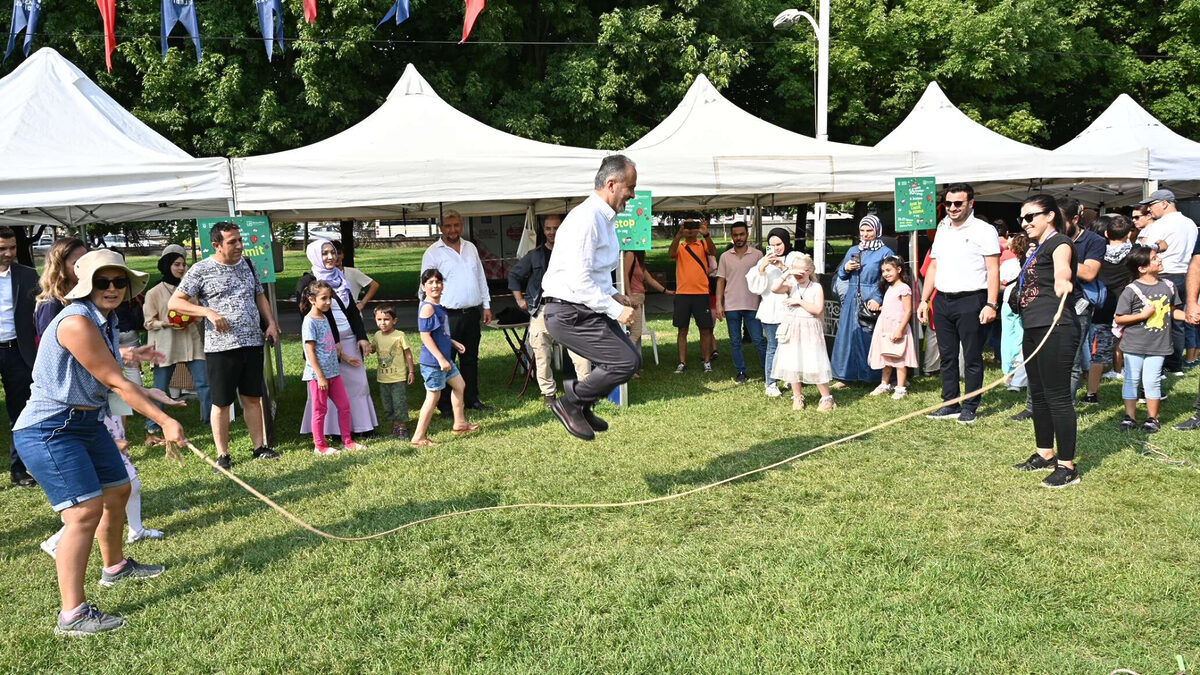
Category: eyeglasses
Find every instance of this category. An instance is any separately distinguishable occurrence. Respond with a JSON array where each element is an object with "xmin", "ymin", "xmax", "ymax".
[
  {"xmin": 93, "ymin": 277, "xmax": 130, "ymax": 290},
  {"xmin": 1019, "ymin": 210, "xmax": 1051, "ymax": 224}
]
